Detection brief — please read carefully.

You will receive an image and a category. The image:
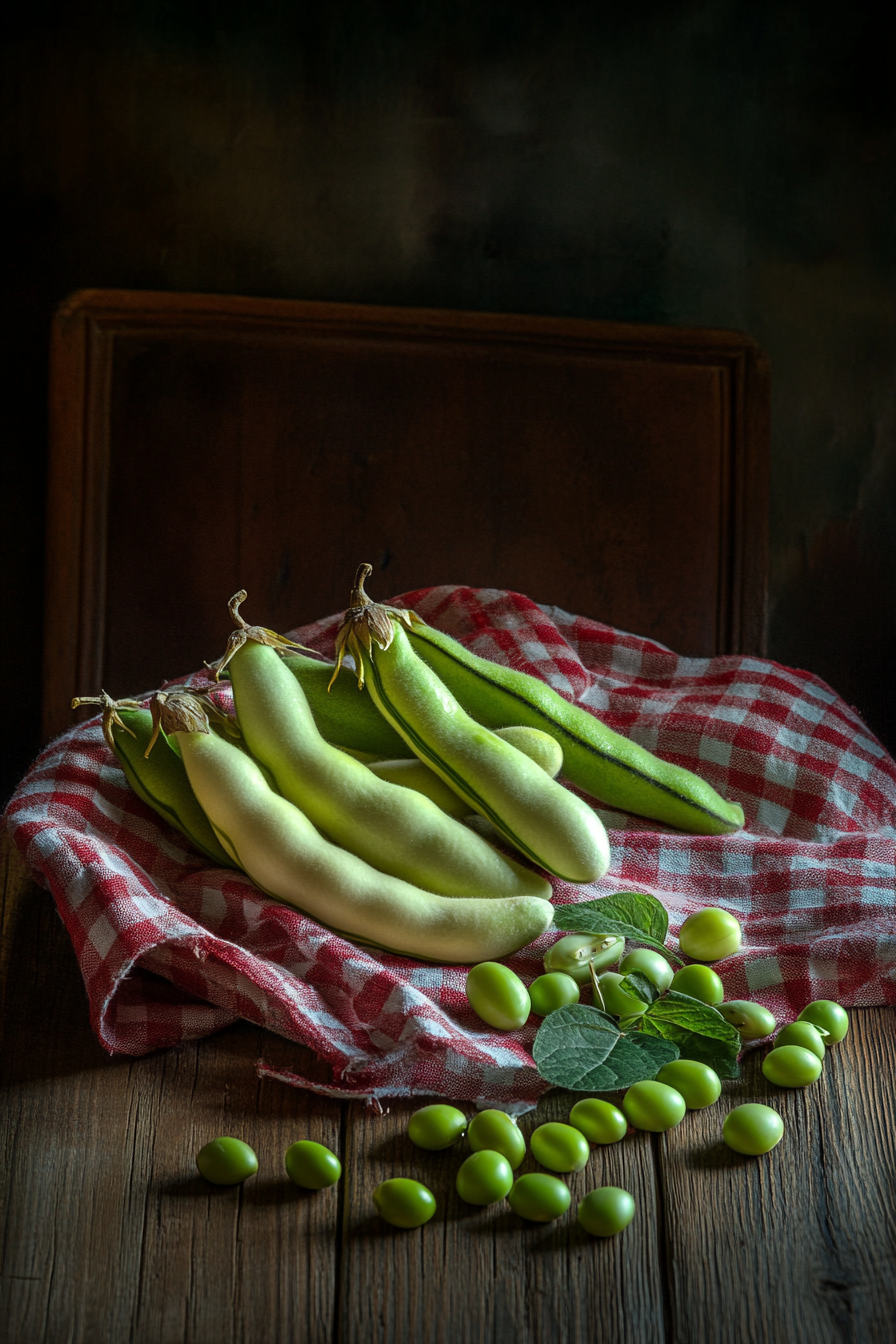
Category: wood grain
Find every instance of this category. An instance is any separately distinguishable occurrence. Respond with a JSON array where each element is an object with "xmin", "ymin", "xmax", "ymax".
[
  {"xmin": 43, "ymin": 290, "xmax": 770, "ymax": 743},
  {"xmin": 3, "ymin": 829, "xmax": 894, "ymax": 1344}
]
